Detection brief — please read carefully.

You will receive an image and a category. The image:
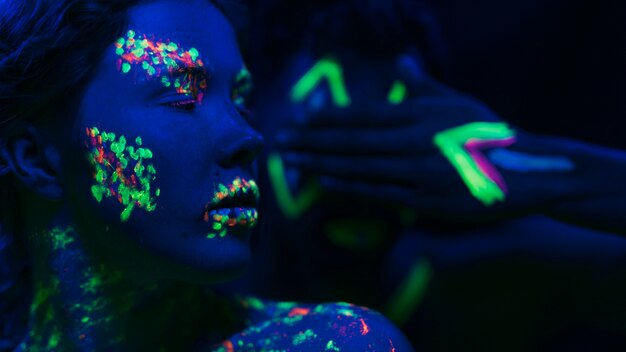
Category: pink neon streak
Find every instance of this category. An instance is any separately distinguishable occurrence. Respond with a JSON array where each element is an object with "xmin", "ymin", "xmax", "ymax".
[{"xmin": 464, "ymin": 137, "xmax": 517, "ymax": 193}]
